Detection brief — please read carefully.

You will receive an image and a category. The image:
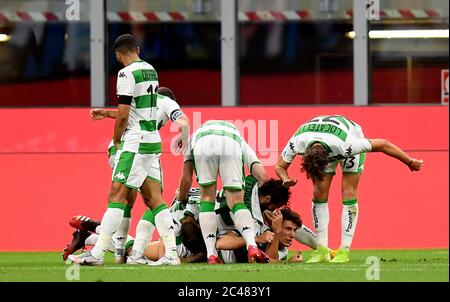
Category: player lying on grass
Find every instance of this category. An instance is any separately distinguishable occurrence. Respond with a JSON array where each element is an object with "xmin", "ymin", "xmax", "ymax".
[
  {"xmin": 216, "ymin": 207, "xmax": 307, "ymax": 263},
  {"xmin": 64, "ymin": 189, "xmax": 206, "ymax": 264},
  {"xmin": 275, "ymin": 114, "xmax": 424, "ymax": 263},
  {"xmin": 178, "ymin": 120, "xmax": 274, "ymax": 264},
  {"xmin": 89, "ymin": 86, "xmax": 190, "ymax": 265},
  {"xmin": 213, "ymin": 175, "xmax": 322, "ymax": 260}
]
